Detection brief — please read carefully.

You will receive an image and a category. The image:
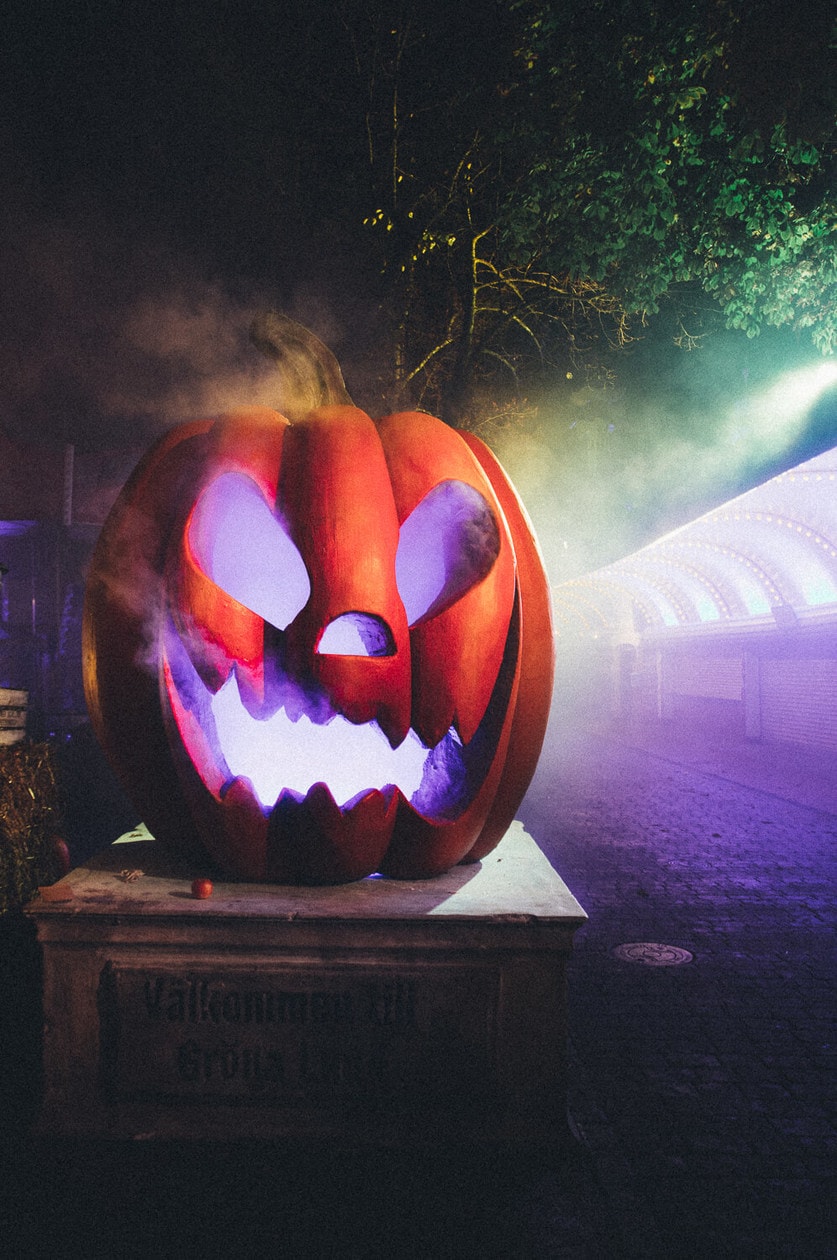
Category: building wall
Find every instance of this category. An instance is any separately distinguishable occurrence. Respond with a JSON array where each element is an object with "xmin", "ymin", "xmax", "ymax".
[
  {"xmin": 626, "ymin": 625, "xmax": 837, "ymax": 754},
  {"xmin": 0, "ymin": 522, "xmax": 95, "ymax": 736},
  {"xmin": 759, "ymin": 657, "xmax": 837, "ymax": 753}
]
